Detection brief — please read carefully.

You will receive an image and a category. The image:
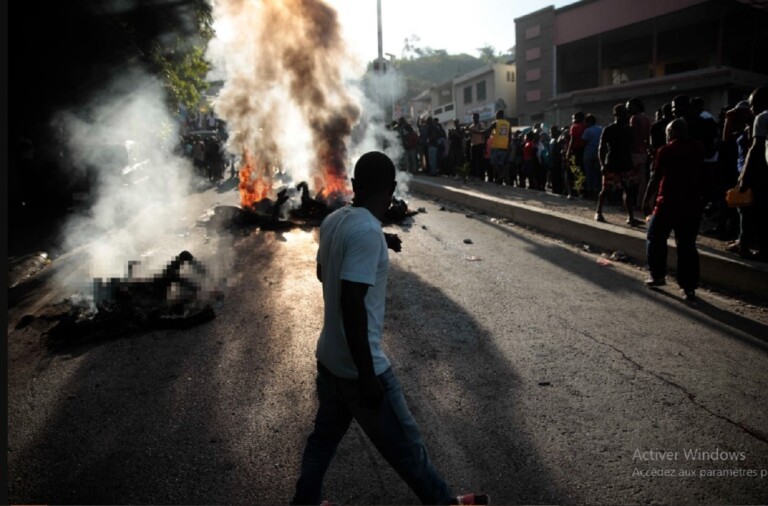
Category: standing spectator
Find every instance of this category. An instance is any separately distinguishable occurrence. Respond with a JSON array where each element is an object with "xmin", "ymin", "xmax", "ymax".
[
  {"xmin": 558, "ymin": 128, "xmax": 572, "ymax": 196},
  {"xmin": 595, "ymin": 104, "xmax": 639, "ymax": 225},
  {"xmin": 566, "ymin": 111, "xmax": 586, "ymax": 199},
  {"xmin": 418, "ymin": 118, "xmax": 430, "ymax": 173},
  {"xmin": 468, "ymin": 113, "xmax": 486, "ymax": 180},
  {"xmin": 642, "ymin": 119, "xmax": 706, "ymax": 300},
  {"xmin": 402, "ymin": 123, "xmax": 420, "ymax": 175},
  {"xmin": 448, "ymin": 119, "xmax": 465, "ymax": 175},
  {"xmin": 580, "ymin": 114, "xmax": 603, "ymax": 200},
  {"xmin": 510, "ymin": 130, "xmax": 524, "ymax": 187},
  {"xmin": 723, "ymin": 101, "xmax": 754, "ymax": 253},
  {"xmin": 627, "ymin": 97, "xmax": 652, "ymax": 208},
  {"xmin": 291, "ymin": 151, "xmax": 489, "ymax": 506},
  {"xmin": 520, "ymin": 131, "xmax": 539, "ymax": 189},
  {"xmin": 192, "ymin": 137, "xmax": 206, "ymax": 178},
  {"xmin": 734, "ymin": 86, "xmax": 768, "ymax": 260},
  {"xmin": 486, "ymin": 110, "xmax": 512, "ymax": 185},
  {"xmin": 649, "ymin": 103, "xmax": 673, "ymax": 161},
  {"xmin": 549, "ymin": 126, "xmax": 564, "ymax": 195}
]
